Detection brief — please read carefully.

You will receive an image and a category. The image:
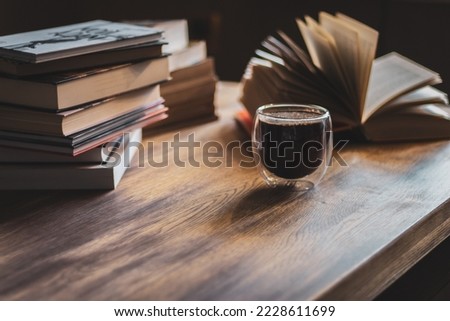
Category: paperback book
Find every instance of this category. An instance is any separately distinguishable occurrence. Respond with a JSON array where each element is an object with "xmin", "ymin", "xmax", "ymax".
[
  {"xmin": 0, "ymin": 137, "xmax": 120, "ymax": 163},
  {"xmin": 0, "ymin": 85, "xmax": 162, "ymax": 136},
  {"xmin": 0, "ymin": 128, "xmax": 143, "ymax": 190},
  {"xmin": 0, "ymin": 103, "xmax": 167, "ymax": 155},
  {"xmin": 124, "ymin": 19, "xmax": 189, "ymax": 54},
  {"xmin": 128, "ymin": 18, "xmax": 218, "ymax": 133},
  {"xmin": 0, "ymin": 20, "xmax": 171, "ymax": 190}
]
